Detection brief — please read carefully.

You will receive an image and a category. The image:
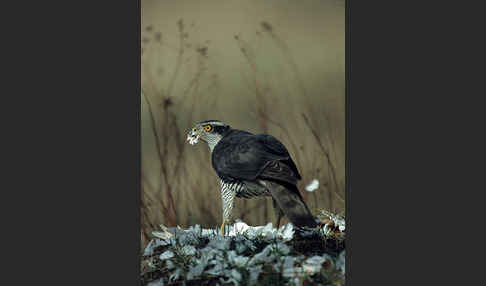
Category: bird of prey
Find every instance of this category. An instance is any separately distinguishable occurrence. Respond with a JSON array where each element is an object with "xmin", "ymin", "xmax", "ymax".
[{"xmin": 187, "ymin": 120, "xmax": 318, "ymax": 235}]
